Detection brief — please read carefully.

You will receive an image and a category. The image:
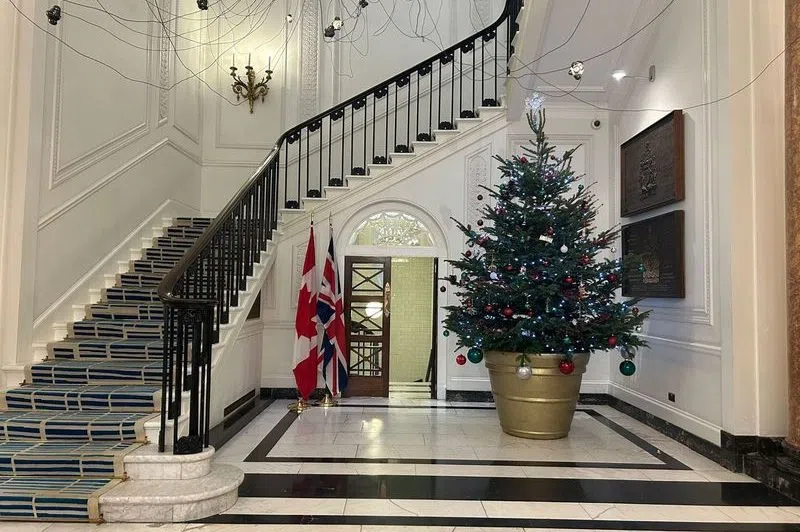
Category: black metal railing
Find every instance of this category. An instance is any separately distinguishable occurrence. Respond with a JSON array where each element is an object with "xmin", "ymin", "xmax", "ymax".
[{"xmin": 157, "ymin": 0, "xmax": 523, "ymax": 454}]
